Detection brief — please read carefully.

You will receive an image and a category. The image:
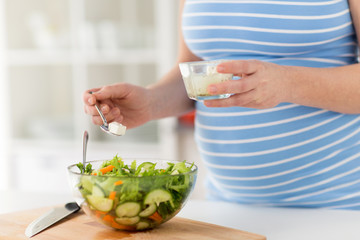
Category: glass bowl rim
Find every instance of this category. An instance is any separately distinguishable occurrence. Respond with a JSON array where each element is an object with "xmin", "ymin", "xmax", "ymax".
[
  {"xmin": 67, "ymin": 158, "xmax": 198, "ymax": 179},
  {"xmin": 179, "ymin": 59, "xmax": 228, "ymax": 66}
]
